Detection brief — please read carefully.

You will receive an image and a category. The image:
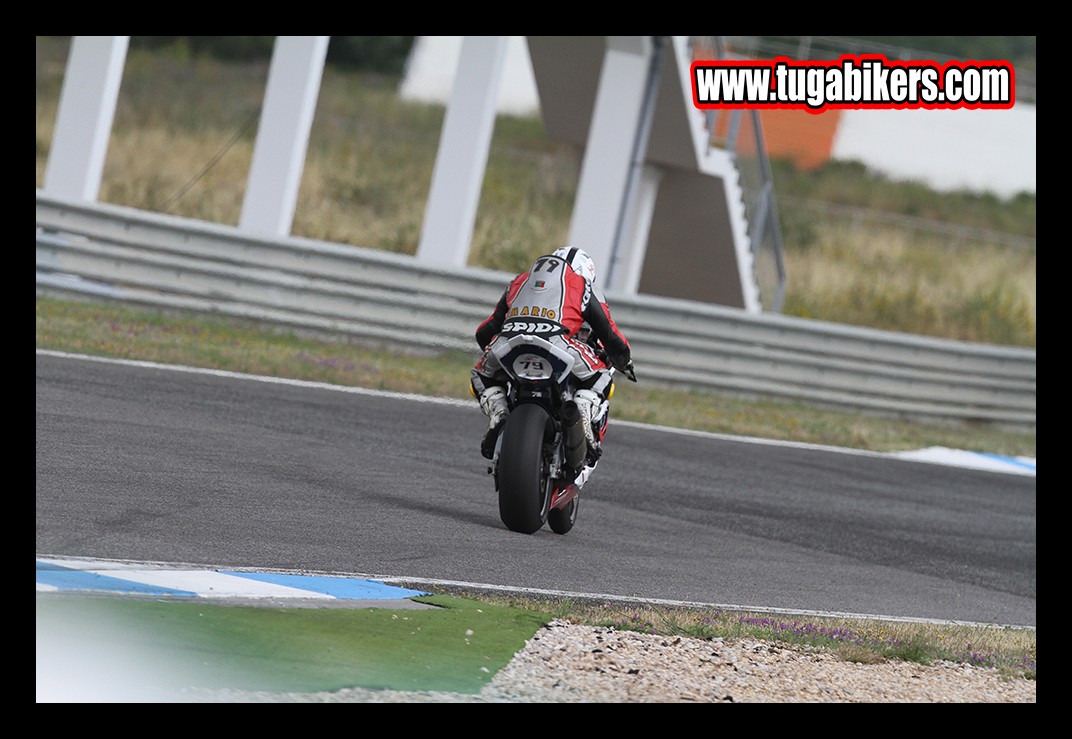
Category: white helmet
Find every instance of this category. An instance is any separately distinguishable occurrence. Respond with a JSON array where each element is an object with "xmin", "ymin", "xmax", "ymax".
[{"xmin": 551, "ymin": 246, "xmax": 596, "ymax": 284}]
